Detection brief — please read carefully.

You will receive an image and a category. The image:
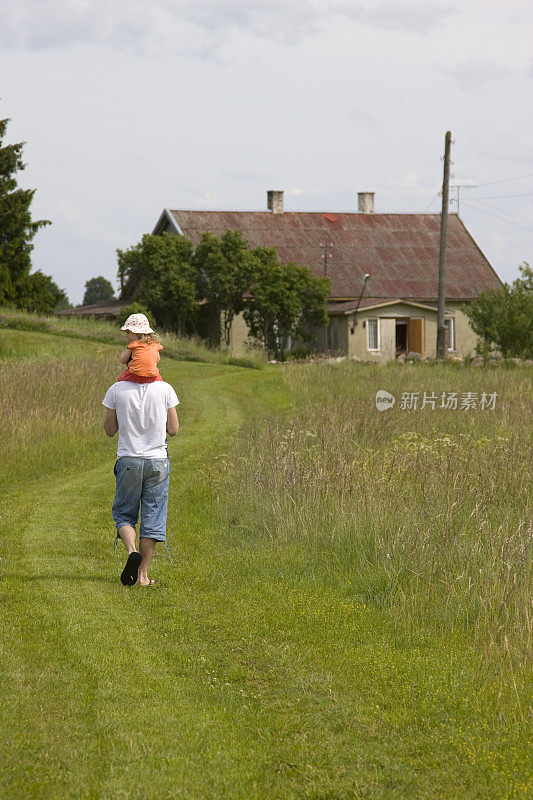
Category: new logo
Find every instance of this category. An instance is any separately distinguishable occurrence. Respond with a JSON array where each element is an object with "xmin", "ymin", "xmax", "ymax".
[{"xmin": 375, "ymin": 390, "xmax": 396, "ymax": 411}]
